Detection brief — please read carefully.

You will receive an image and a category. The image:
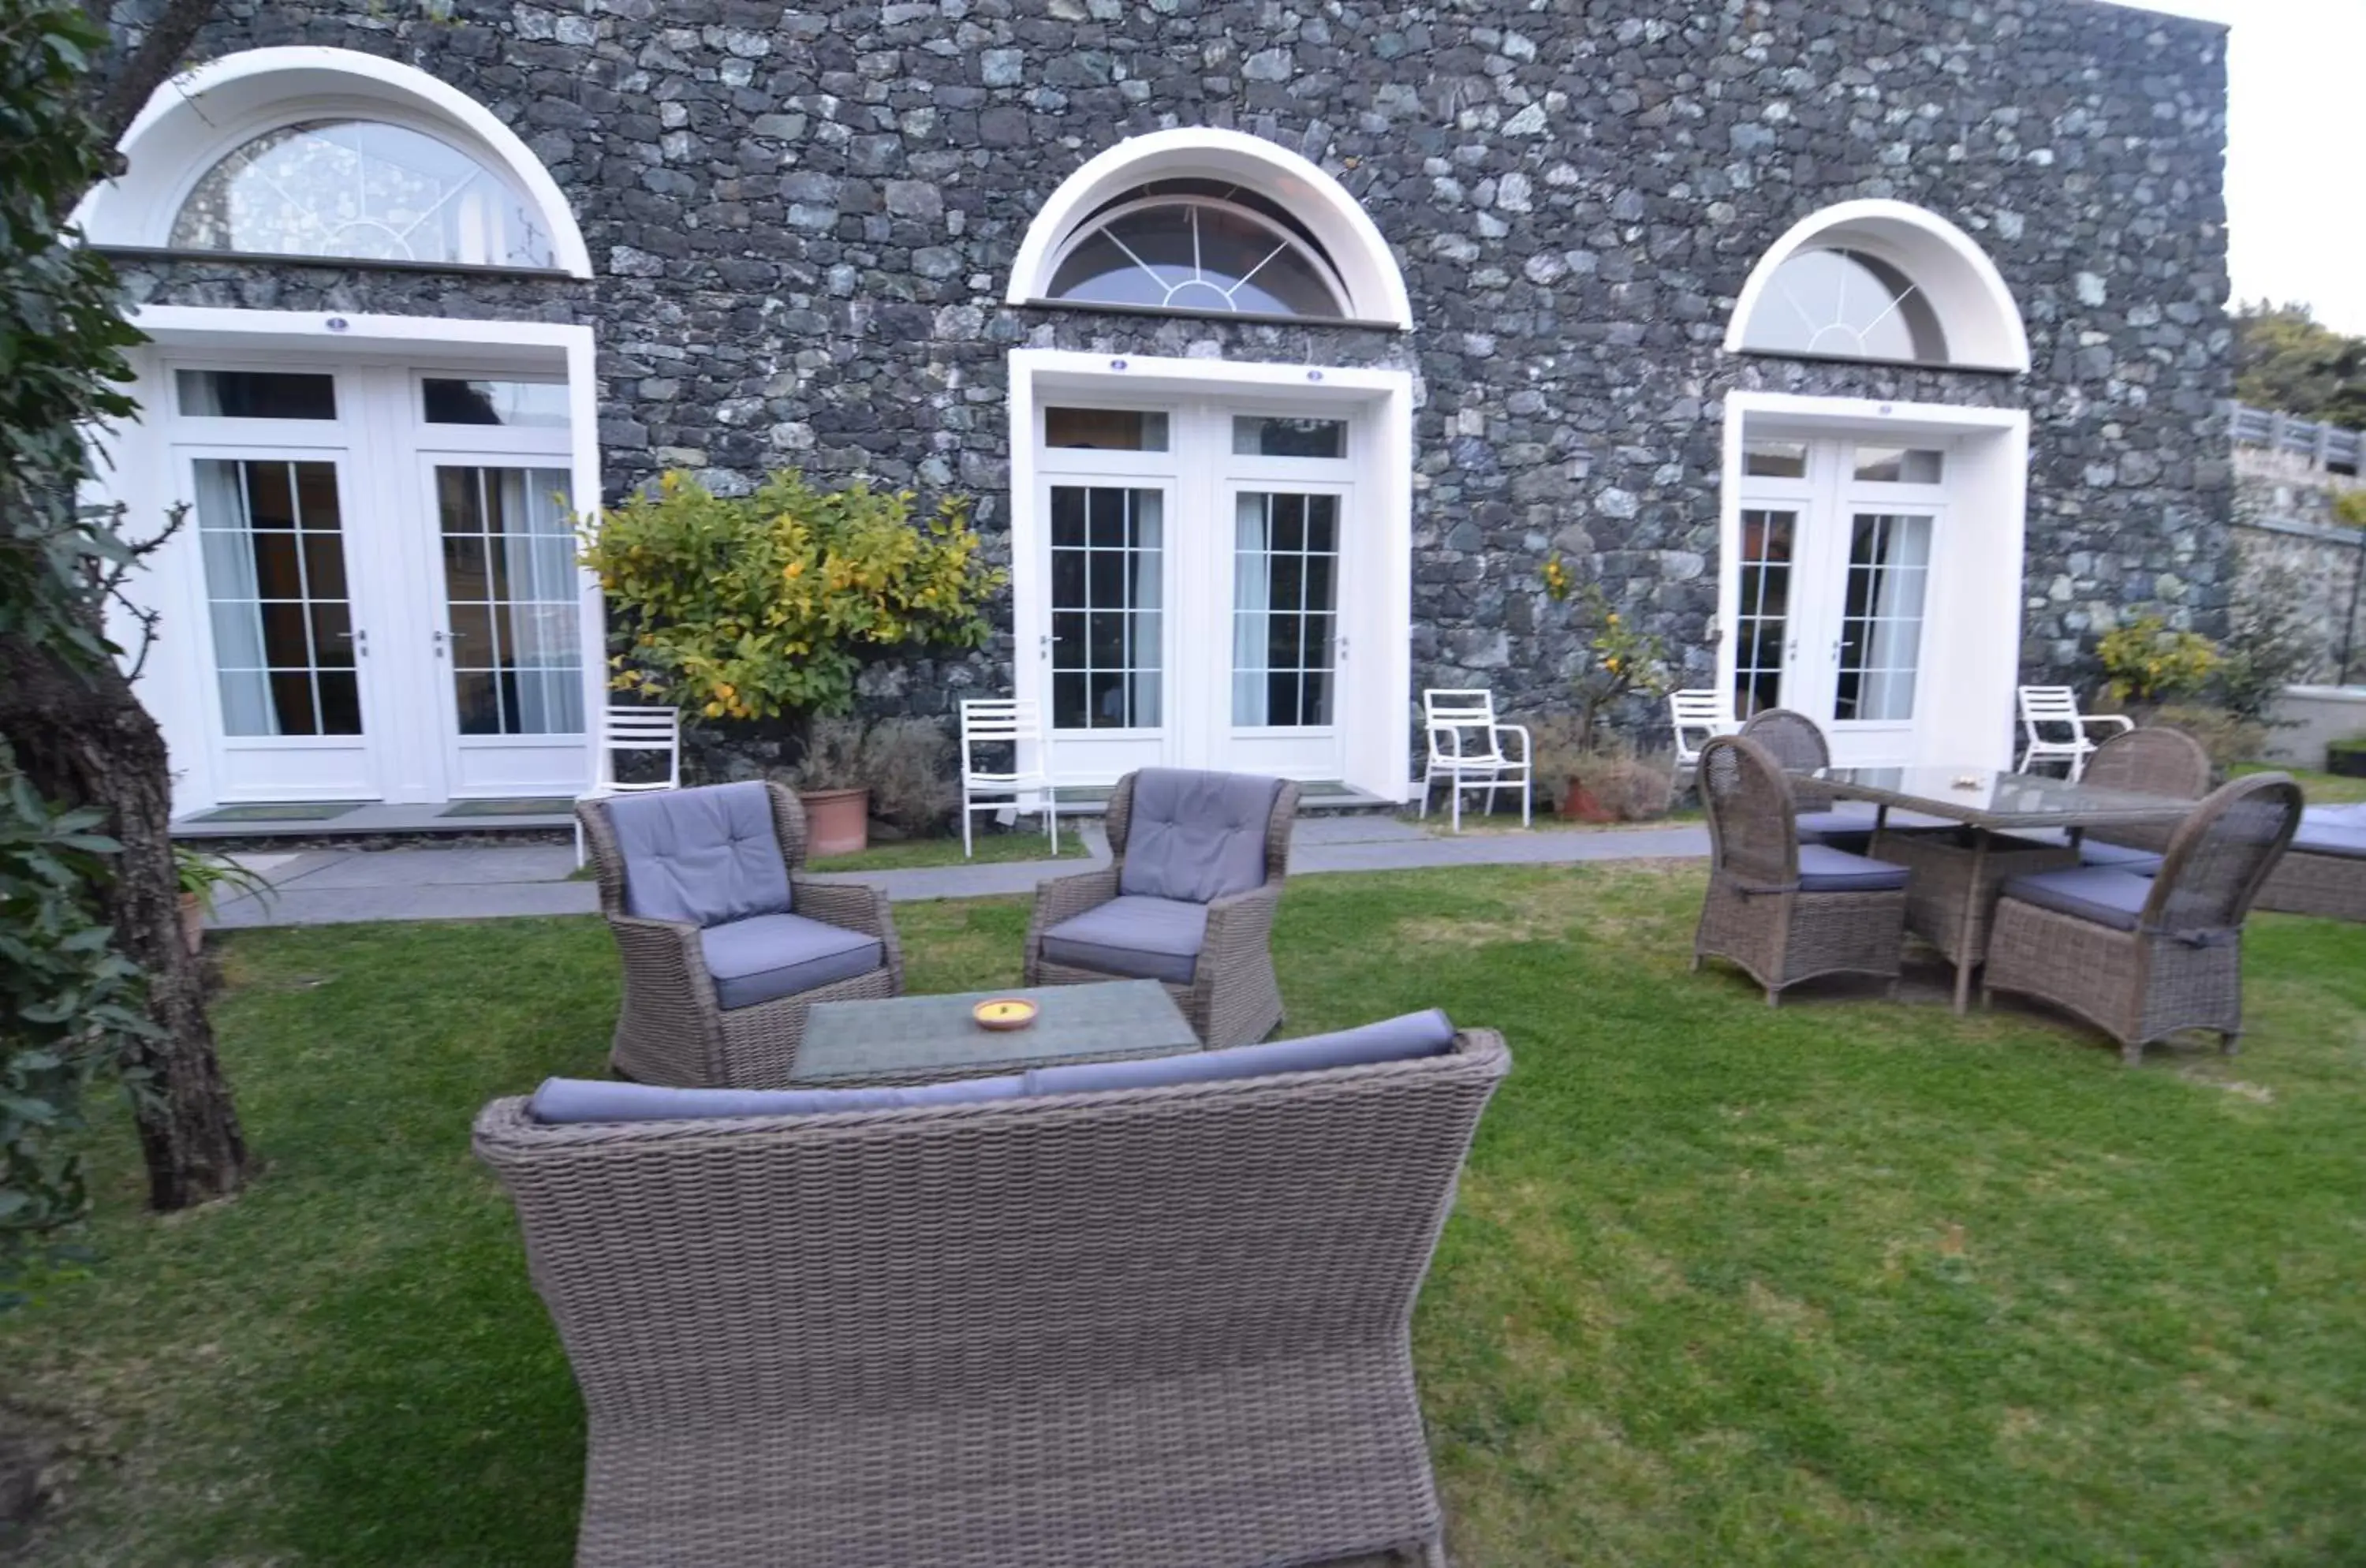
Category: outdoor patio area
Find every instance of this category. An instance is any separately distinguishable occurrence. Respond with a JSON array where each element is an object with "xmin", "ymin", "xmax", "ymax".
[{"xmin": 6, "ymin": 858, "xmax": 2361, "ymax": 1566}]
